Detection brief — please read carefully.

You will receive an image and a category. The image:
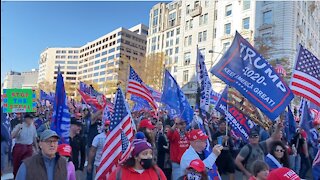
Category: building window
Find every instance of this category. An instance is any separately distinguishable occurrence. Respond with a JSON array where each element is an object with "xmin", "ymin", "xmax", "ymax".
[
  {"xmin": 174, "ymin": 66, "xmax": 177, "ymax": 72},
  {"xmin": 94, "ymin": 72, "xmax": 99, "ymax": 77},
  {"xmin": 183, "ymin": 70, "xmax": 189, "ymax": 82},
  {"xmin": 189, "ymin": 19, "xmax": 193, "ymax": 29},
  {"xmin": 100, "ymin": 64, "xmax": 106, "ymax": 69},
  {"xmin": 188, "ymin": 35, "xmax": 192, "ymax": 45},
  {"xmin": 225, "ymin": 4, "xmax": 232, "ymax": 16},
  {"xmin": 214, "ymin": 28, "xmax": 217, "ymax": 38},
  {"xmin": 108, "ymin": 55, "xmax": 115, "ymax": 60},
  {"xmin": 225, "ymin": 23, "xmax": 231, "ymax": 34},
  {"xmin": 184, "ymin": 52, "xmax": 191, "ymax": 65},
  {"xmin": 108, "ymin": 48, "xmax": 115, "ymax": 53},
  {"xmin": 101, "ymin": 58, "xmax": 107, "ymax": 62},
  {"xmin": 186, "ymin": 4, "xmax": 190, "ymax": 14},
  {"xmin": 223, "ymin": 42, "xmax": 231, "ymax": 50},
  {"xmin": 176, "ymin": 38, "xmax": 179, "ymax": 45},
  {"xmin": 263, "ymin": 10, "xmax": 272, "ymax": 24},
  {"xmin": 214, "ymin": 9, "xmax": 218, "ymax": 20},
  {"xmin": 243, "ymin": 17, "xmax": 250, "ymax": 29},
  {"xmin": 203, "ymin": 31, "xmax": 207, "ymax": 41},
  {"xmin": 168, "ymin": 12, "xmax": 176, "ymax": 27},
  {"xmin": 205, "ymin": 0, "xmax": 209, "ymax": 7},
  {"xmin": 94, "ymin": 66, "xmax": 99, "ymax": 71},
  {"xmin": 176, "ymin": 28, "xmax": 180, "ymax": 35},
  {"xmin": 175, "ymin": 47, "xmax": 179, "ymax": 54},
  {"xmin": 67, "ymin": 61, "xmax": 78, "ymax": 64},
  {"xmin": 243, "ymin": 0, "xmax": 250, "ymax": 10},
  {"xmin": 198, "ymin": 32, "xmax": 203, "ymax": 42},
  {"xmin": 95, "ymin": 60, "xmax": 100, "ymax": 64}
]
